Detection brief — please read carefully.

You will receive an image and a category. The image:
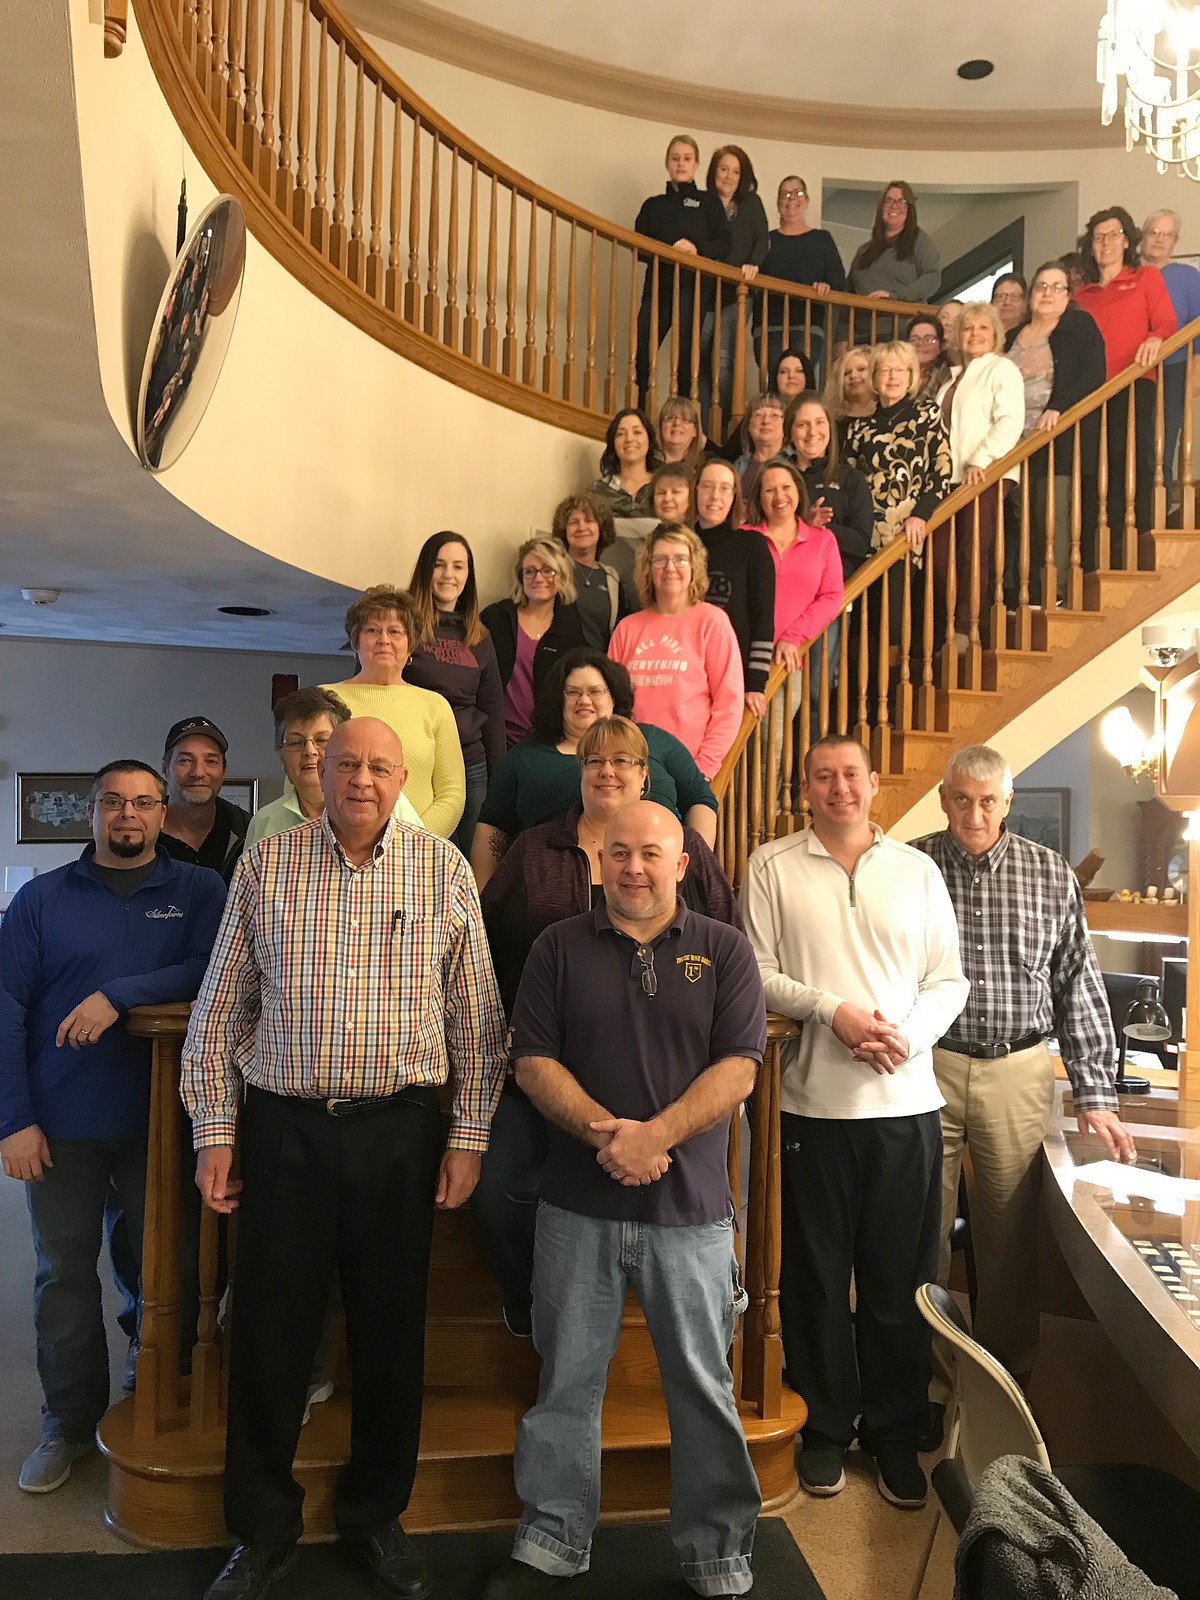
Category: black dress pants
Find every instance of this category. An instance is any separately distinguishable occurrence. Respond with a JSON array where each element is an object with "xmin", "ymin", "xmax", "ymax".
[
  {"xmin": 224, "ymin": 1084, "xmax": 443, "ymax": 1546},
  {"xmin": 779, "ymin": 1110, "xmax": 941, "ymax": 1452},
  {"xmin": 1104, "ymin": 376, "xmax": 1156, "ymax": 564},
  {"xmin": 636, "ymin": 274, "xmax": 700, "ymax": 402}
]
